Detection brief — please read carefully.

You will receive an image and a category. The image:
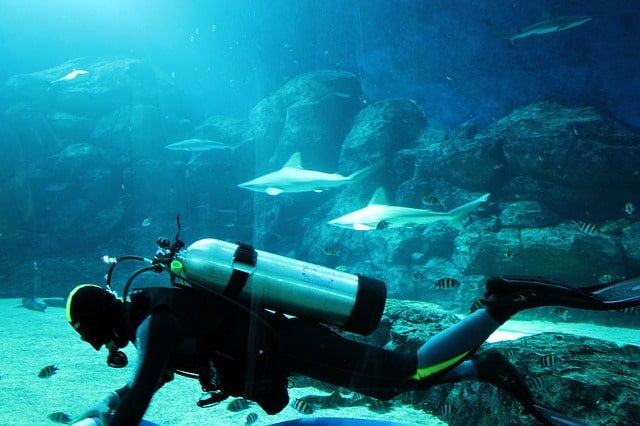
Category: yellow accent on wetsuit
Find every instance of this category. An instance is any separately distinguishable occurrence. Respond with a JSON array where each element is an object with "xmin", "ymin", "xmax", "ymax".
[
  {"xmin": 411, "ymin": 350, "xmax": 471, "ymax": 380},
  {"xmin": 65, "ymin": 283, "xmax": 101, "ymax": 323}
]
